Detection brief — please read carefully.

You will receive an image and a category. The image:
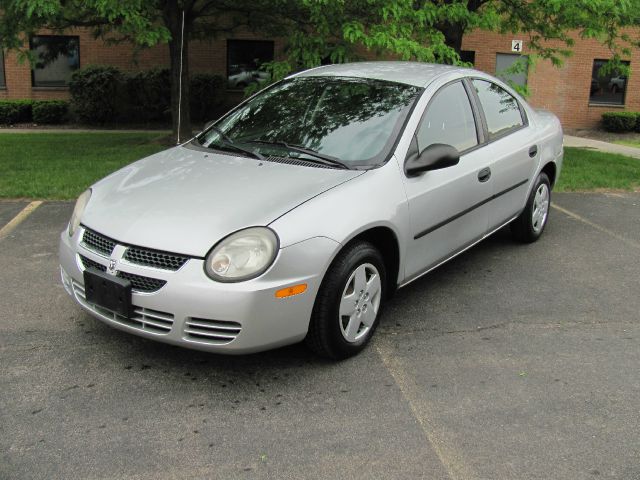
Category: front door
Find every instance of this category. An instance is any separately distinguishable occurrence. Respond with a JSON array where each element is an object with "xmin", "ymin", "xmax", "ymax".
[{"xmin": 401, "ymin": 80, "xmax": 492, "ymax": 281}]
